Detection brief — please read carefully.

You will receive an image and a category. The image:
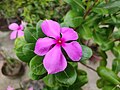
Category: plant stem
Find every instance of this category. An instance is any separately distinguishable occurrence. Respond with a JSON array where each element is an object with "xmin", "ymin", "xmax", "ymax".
[
  {"xmin": 80, "ymin": 62, "xmax": 97, "ymax": 72},
  {"xmin": 83, "ymin": 0, "xmax": 99, "ymax": 19}
]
